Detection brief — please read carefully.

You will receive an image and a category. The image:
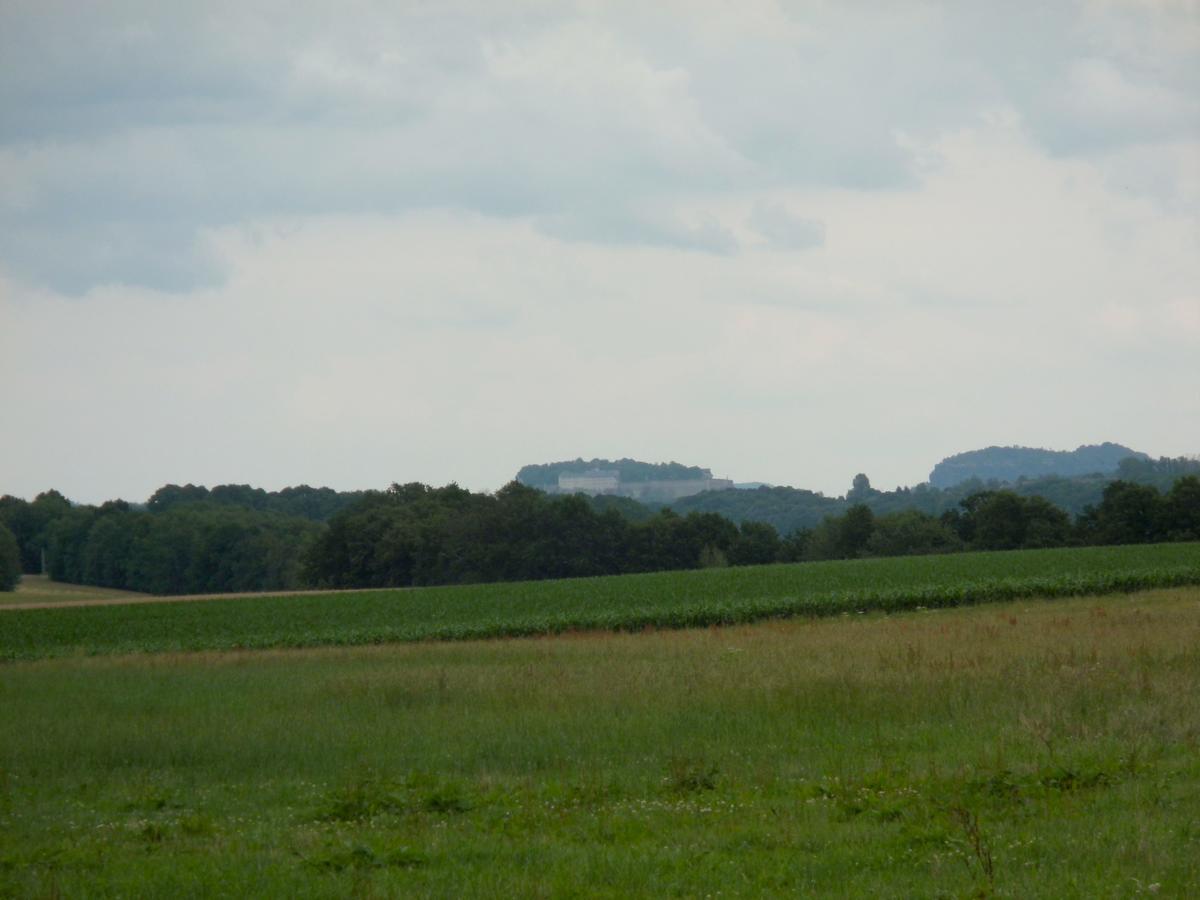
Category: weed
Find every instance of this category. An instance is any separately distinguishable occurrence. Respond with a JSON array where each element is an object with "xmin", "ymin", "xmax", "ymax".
[
  {"xmin": 421, "ymin": 782, "xmax": 472, "ymax": 814},
  {"xmin": 315, "ymin": 777, "xmax": 408, "ymax": 822},
  {"xmin": 138, "ymin": 822, "xmax": 167, "ymax": 844},
  {"xmin": 178, "ymin": 814, "xmax": 215, "ymax": 837},
  {"xmin": 666, "ymin": 757, "xmax": 719, "ymax": 793},
  {"xmin": 303, "ymin": 841, "xmax": 426, "ymax": 873},
  {"xmin": 947, "ymin": 805, "xmax": 995, "ymax": 890}
]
